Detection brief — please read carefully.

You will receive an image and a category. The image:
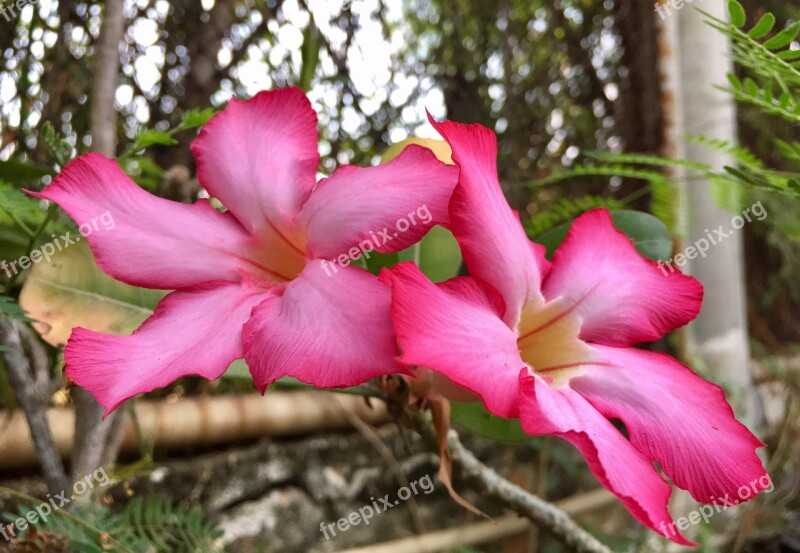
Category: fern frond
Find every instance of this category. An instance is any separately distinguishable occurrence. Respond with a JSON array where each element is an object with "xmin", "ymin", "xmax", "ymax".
[
  {"xmin": 41, "ymin": 122, "xmax": 73, "ymax": 168},
  {"xmin": 112, "ymin": 495, "xmax": 222, "ymax": 553},
  {"xmin": 584, "ymin": 151, "xmax": 709, "ymax": 171},
  {"xmin": 776, "ymin": 140, "xmax": 800, "ymax": 166},
  {"xmin": 9, "ymin": 495, "xmax": 222, "ymax": 553},
  {"xmin": 722, "ymin": 75, "xmax": 800, "ymax": 126},
  {"xmin": 533, "ymin": 164, "xmax": 670, "ymax": 187},
  {"xmin": 686, "ymin": 135, "xmax": 764, "ymax": 168},
  {"xmin": 526, "ymin": 195, "xmax": 624, "ymax": 236},
  {"xmin": 702, "ymin": 6, "xmax": 800, "ymax": 89},
  {"xmin": 701, "ymin": 1, "xmax": 800, "ymax": 137},
  {"xmin": 650, "ymin": 180, "xmax": 681, "ymax": 234}
]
